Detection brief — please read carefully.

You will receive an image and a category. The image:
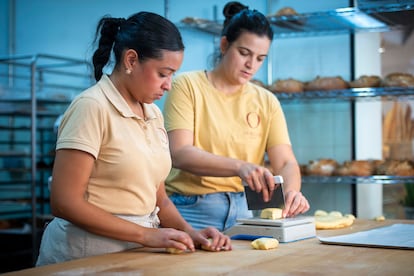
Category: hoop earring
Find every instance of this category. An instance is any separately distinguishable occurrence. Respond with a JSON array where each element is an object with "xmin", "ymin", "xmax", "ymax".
[{"xmin": 126, "ymin": 69, "xmax": 132, "ymax": 75}]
